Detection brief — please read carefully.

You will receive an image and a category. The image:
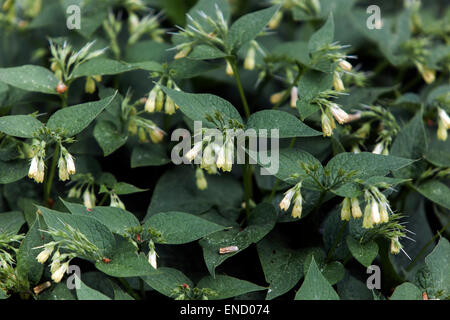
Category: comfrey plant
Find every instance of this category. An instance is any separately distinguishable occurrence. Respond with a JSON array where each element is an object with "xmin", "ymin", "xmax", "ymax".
[{"xmin": 0, "ymin": 0, "xmax": 448, "ymax": 302}]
